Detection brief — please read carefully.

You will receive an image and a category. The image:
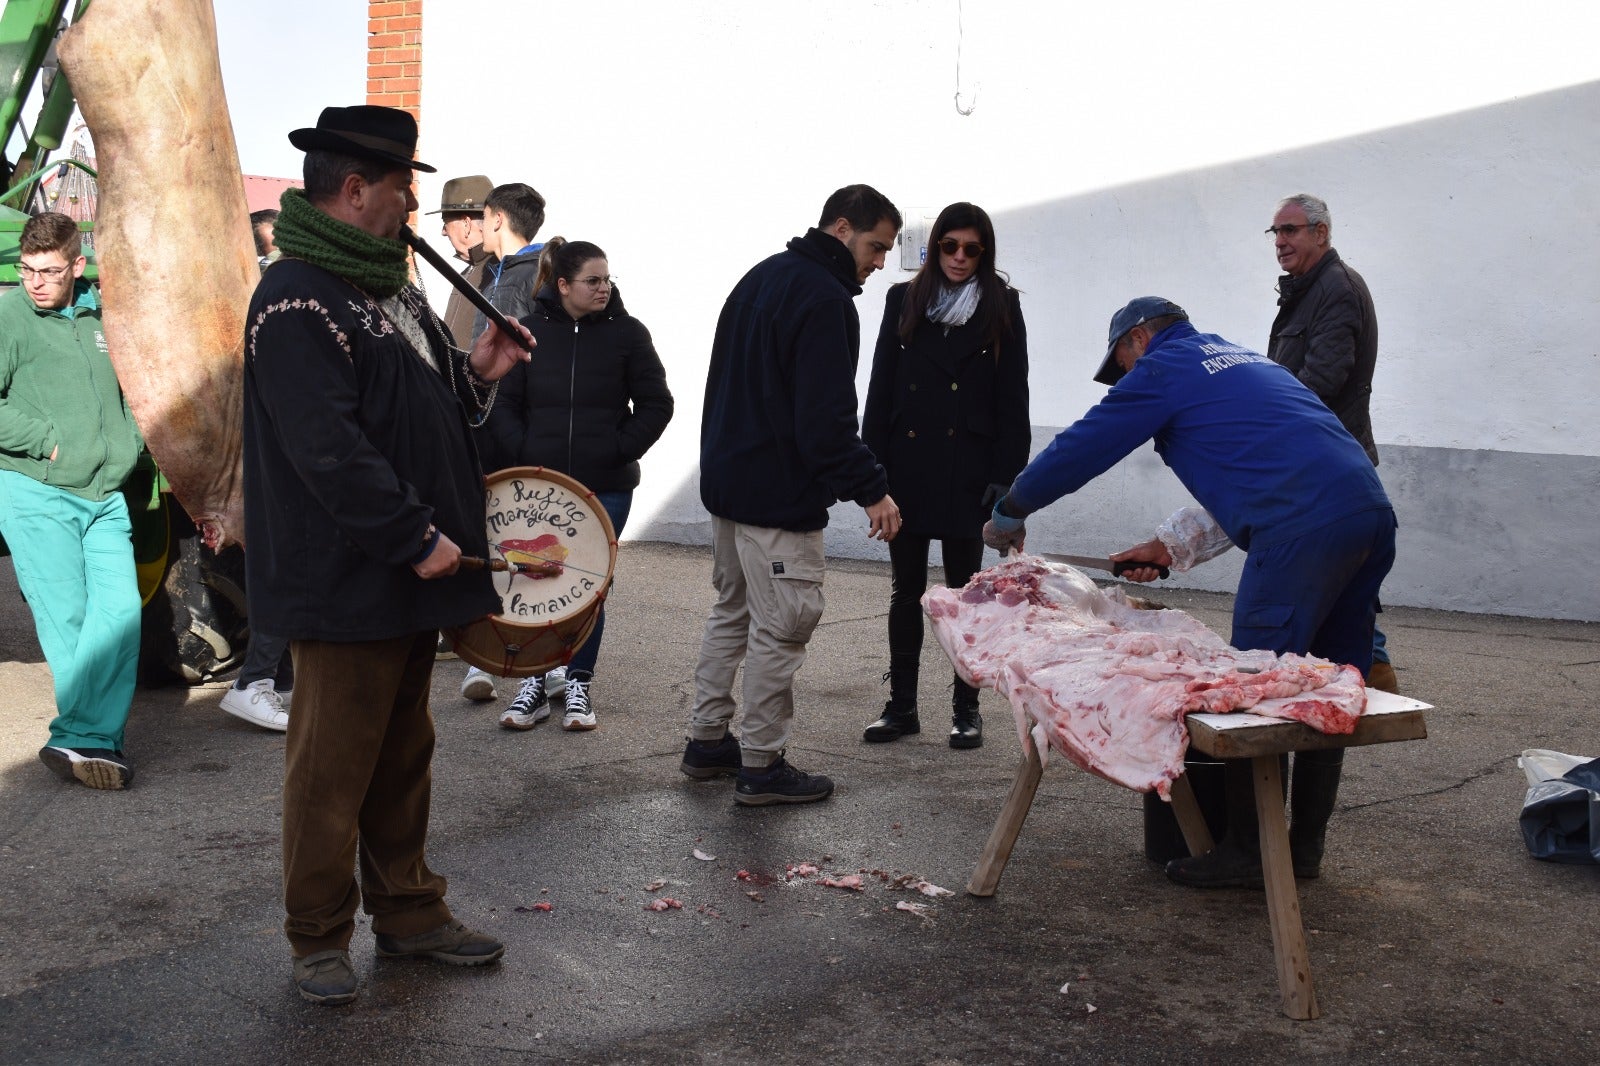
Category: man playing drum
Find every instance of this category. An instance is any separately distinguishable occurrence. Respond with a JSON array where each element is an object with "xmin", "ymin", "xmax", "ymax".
[{"xmin": 242, "ymin": 105, "xmax": 530, "ymax": 1005}]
